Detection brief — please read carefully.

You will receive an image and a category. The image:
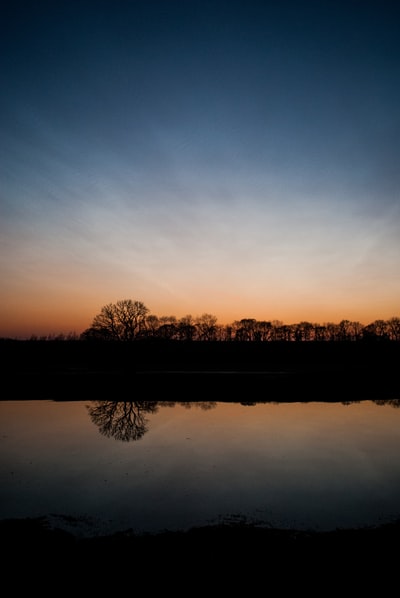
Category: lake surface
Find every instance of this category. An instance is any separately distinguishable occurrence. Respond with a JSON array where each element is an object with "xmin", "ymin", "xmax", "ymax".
[{"xmin": 1, "ymin": 399, "xmax": 400, "ymax": 537}]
